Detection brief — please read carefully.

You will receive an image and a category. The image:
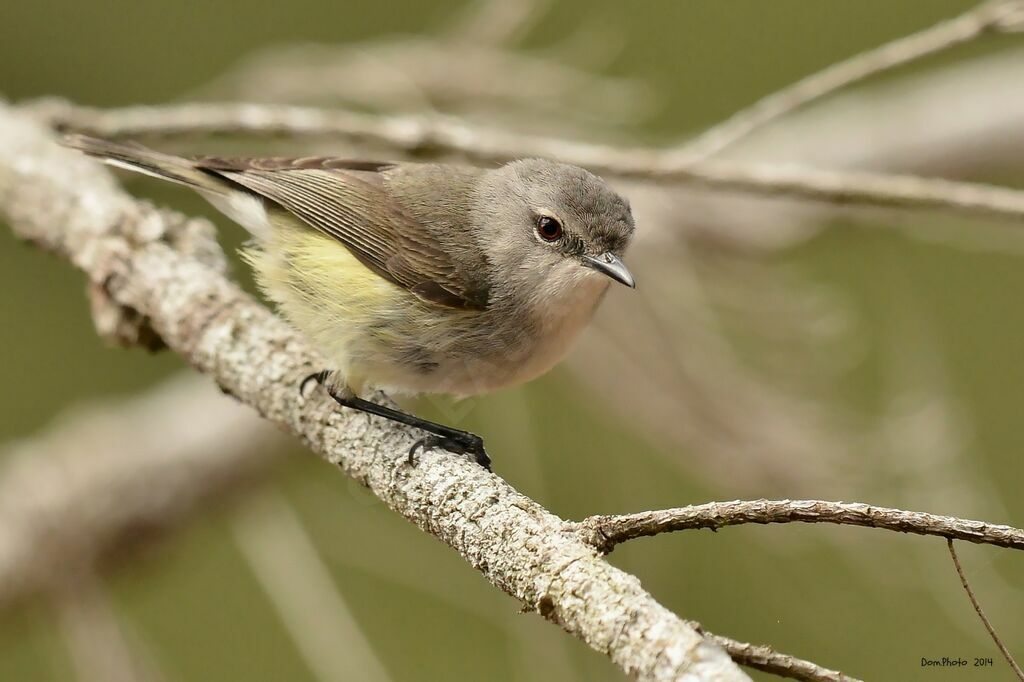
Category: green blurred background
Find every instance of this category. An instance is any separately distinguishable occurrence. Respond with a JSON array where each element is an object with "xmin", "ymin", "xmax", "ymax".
[{"xmin": 2, "ymin": 1, "xmax": 1022, "ymax": 680}]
